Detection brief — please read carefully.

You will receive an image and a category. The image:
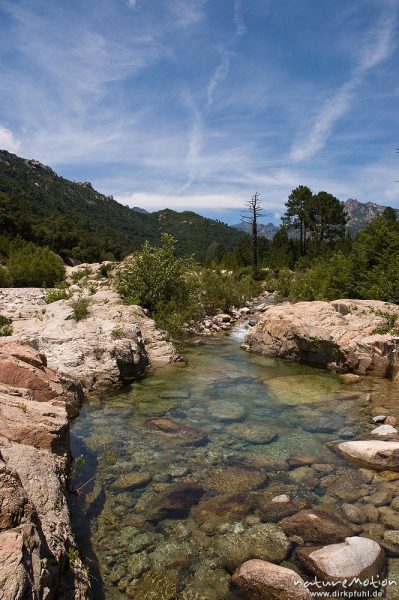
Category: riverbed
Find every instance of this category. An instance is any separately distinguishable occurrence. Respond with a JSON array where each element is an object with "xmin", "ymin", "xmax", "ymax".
[{"xmin": 70, "ymin": 323, "xmax": 399, "ymax": 599}]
